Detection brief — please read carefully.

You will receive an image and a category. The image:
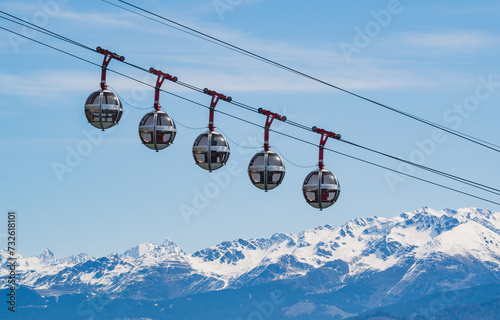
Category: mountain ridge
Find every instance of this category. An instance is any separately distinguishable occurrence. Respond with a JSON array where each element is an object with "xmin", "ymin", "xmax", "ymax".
[
  {"xmin": 1, "ymin": 207, "xmax": 499, "ymax": 304},
  {"xmin": 1, "ymin": 207, "xmax": 499, "ymax": 319}
]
